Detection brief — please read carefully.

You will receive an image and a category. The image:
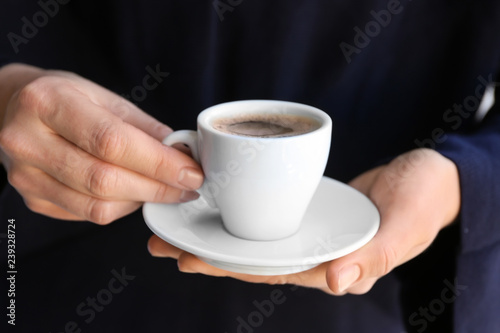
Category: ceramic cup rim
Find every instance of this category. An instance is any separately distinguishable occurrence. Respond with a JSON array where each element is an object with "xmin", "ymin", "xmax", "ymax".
[{"xmin": 197, "ymin": 99, "xmax": 332, "ymax": 140}]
